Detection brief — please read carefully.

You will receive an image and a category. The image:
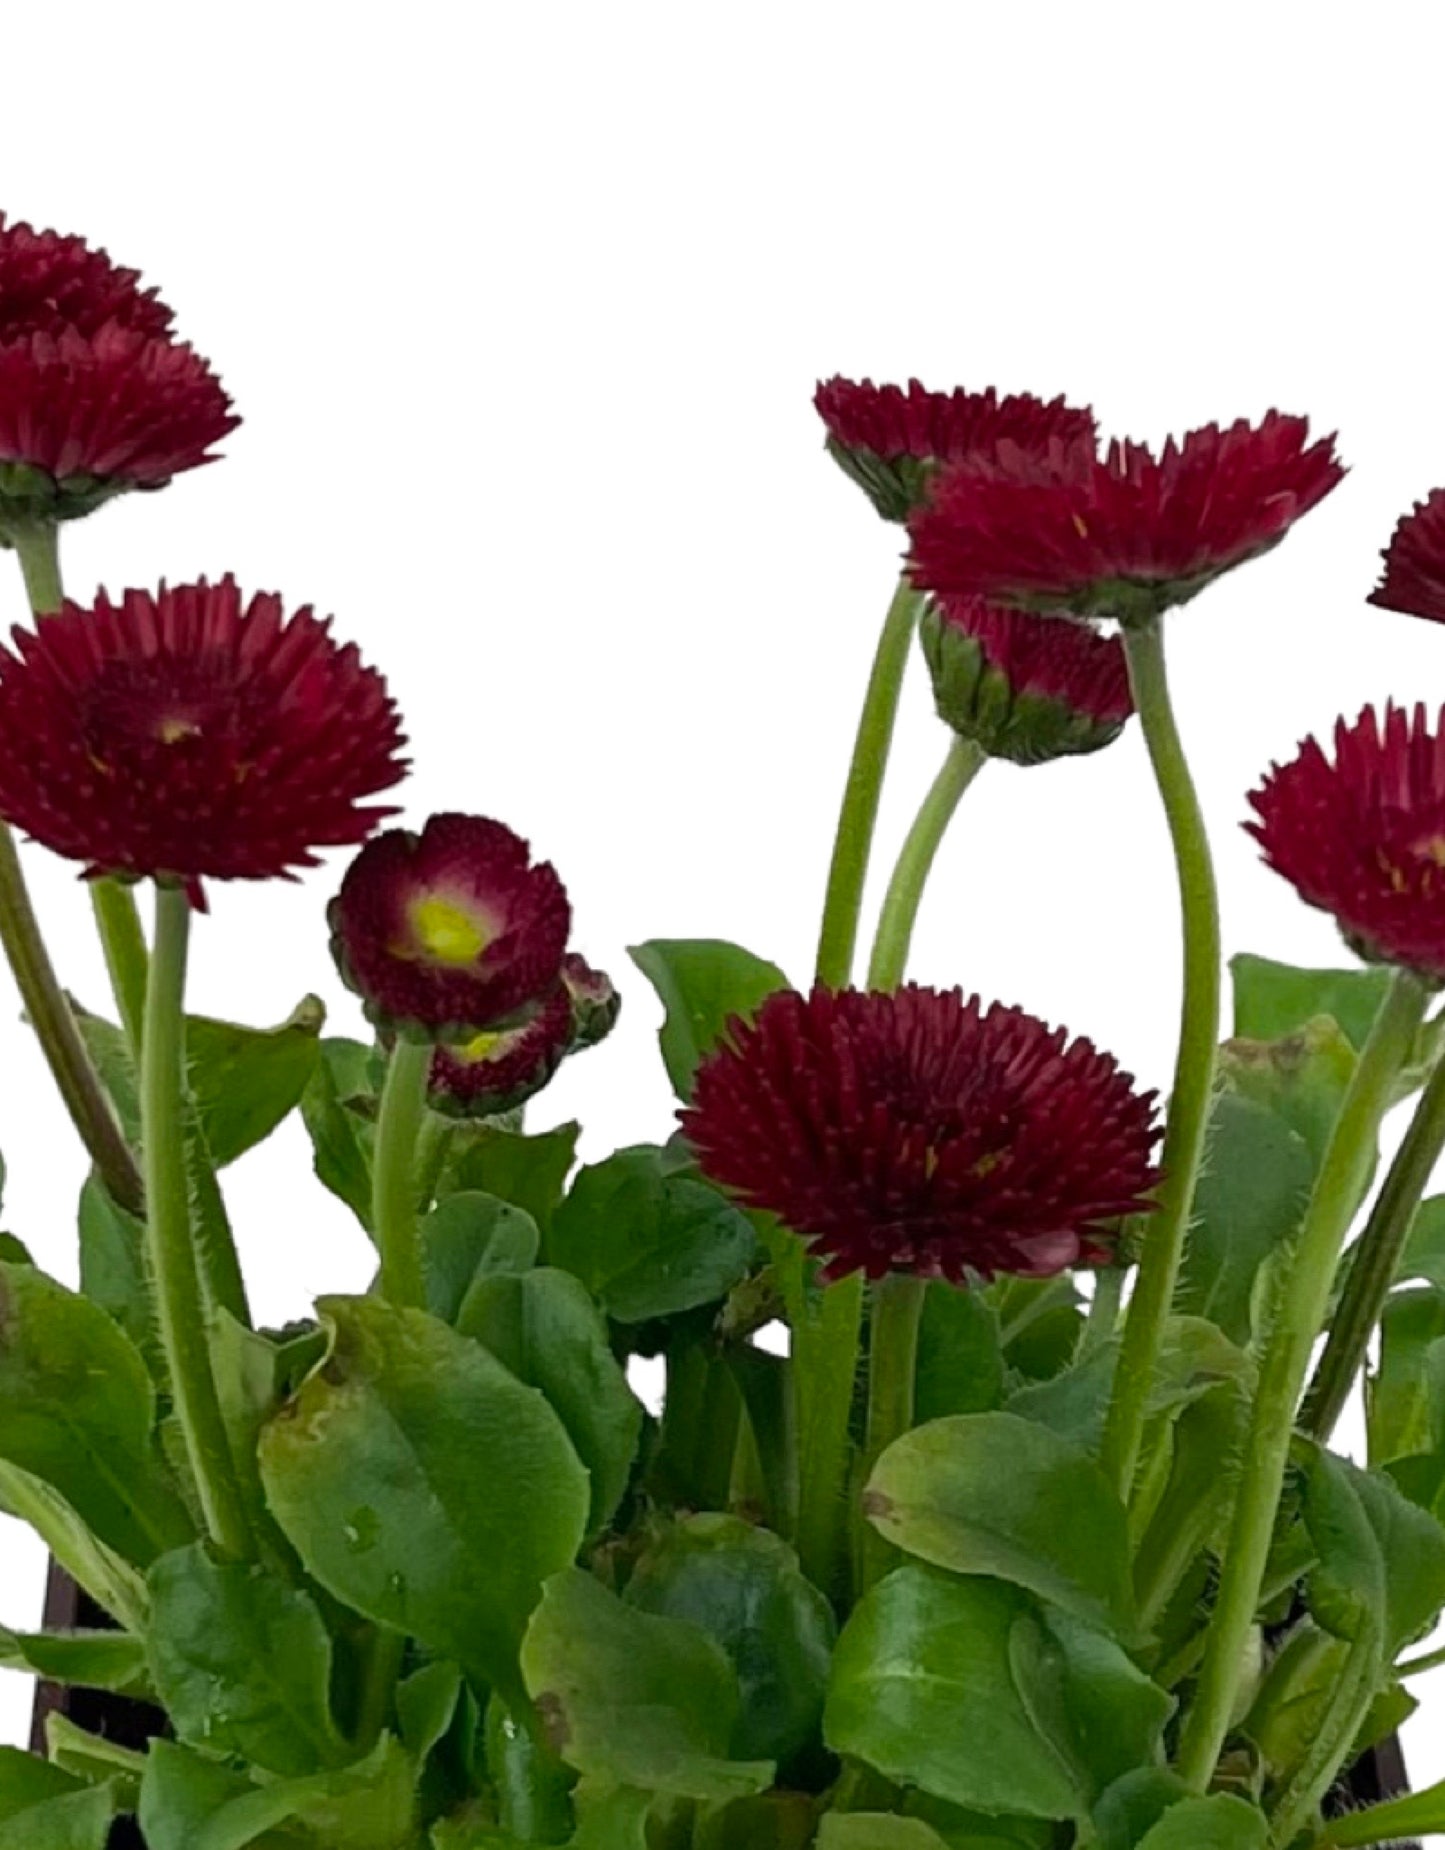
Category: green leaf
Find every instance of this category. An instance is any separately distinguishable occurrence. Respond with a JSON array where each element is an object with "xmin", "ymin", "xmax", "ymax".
[
  {"xmin": 1132, "ymin": 1387, "xmax": 1245, "ymax": 1632},
  {"xmin": 1320, "ymin": 1773, "xmax": 1445, "ymax": 1845},
  {"xmin": 628, "ymin": 939, "xmax": 788, "ymax": 1099},
  {"xmin": 1299, "ymin": 1440, "xmax": 1445, "ymax": 1658},
  {"xmin": 989, "ymin": 1276, "xmax": 1082, "ymax": 1382},
  {"xmin": 1175, "ymin": 1091, "xmax": 1313, "ymax": 1343},
  {"xmin": 1004, "ymin": 1345, "xmax": 1118, "ymax": 1450},
  {"xmin": 0, "ymin": 1625, "xmax": 150, "ymax": 1696},
  {"xmin": 1091, "ymin": 1768, "xmax": 1193, "ymax": 1850},
  {"xmin": 550, "ymin": 1146, "xmax": 757, "ymax": 1322},
  {"xmin": 1231, "ymin": 953, "xmax": 1393, "ymax": 1052},
  {"xmin": 300, "ymin": 1036, "xmax": 378, "ymax": 1228},
  {"xmin": 816, "ymin": 1819, "xmax": 950, "ymax": 1849},
  {"xmin": 259, "ymin": 1295, "xmax": 589, "ymax": 1699},
  {"xmin": 1217, "ymin": 1017, "xmax": 1359, "ymax": 1171},
  {"xmin": 439, "ymin": 1122, "xmax": 579, "ymax": 1235},
  {"xmin": 1133, "ymin": 1795, "xmax": 1267, "ymax": 1849},
  {"xmin": 863, "ymin": 1412, "xmax": 1136, "ymax": 1638},
  {"xmin": 521, "ymin": 1568, "xmax": 774, "ymax": 1801},
  {"xmin": 75, "ymin": 1177, "xmax": 157, "ymax": 1374},
  {"xmin": 397, "ymin": 1661, "xmax": 463, "ymax": 1765},
  {"xmin": 0, "ymin": 1750, "xmax": 89, "ymax": 1817},
  {"xmin": 0, "ymin": 1234, "xmax": 29, "ymax": 1266},
  {"xmin": 624, "ymin": 1513, "xmax": 835, "ymax": 1765},
  {"xmin": 915, "ymin": 1284, "xmax": 1004, "ymax": 1424},
  {"xmin": 1240, "ymin": 1618, "xmax": 1352, "ymax": 1787},
  {"xmin": 1369, "ymin": 1284, "xmax": 1445, "ymax": 1464},
  {"xmin": 137, "ymin": 1742, "xmax": 303, "ymax": 1850},
  {"xmin": 146, "ymin": 1542, "xmax": 348, "ymax": 1776},
  {"xmin": 458, "ymin": 1266, "xmax": 642, "ymax": 1535},
  {"xmin": 824, "ymin": 1567, "xmax": 1170, "ymax": 1821},
  {"xmin": 0, "ymin": 1260, "xmax": 190, "ymax": 1564},
  {"xmin": 0, "ymin": 1750, "xmax": 118, "ymax": 1850},
  {"xmin": 422, "ymin": 1192, "xmax": 540, "ymax": 1323},
  {"xmin": 566, "ymin": 1784, "xmax": 655, "ymax": 1849},
  {"xmin": 693, "ymin": 1791, "xmax": 818, "ymax": 1848}
]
